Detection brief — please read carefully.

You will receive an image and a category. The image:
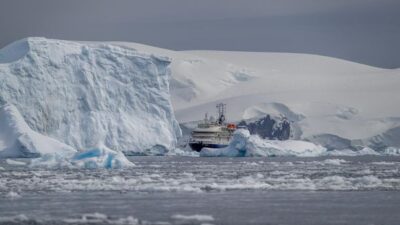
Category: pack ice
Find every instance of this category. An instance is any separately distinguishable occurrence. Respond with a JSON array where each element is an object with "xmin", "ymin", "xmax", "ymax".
[{"xmin": 0, "ymin": 37, "xmax": 181, "ymax": 160}]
